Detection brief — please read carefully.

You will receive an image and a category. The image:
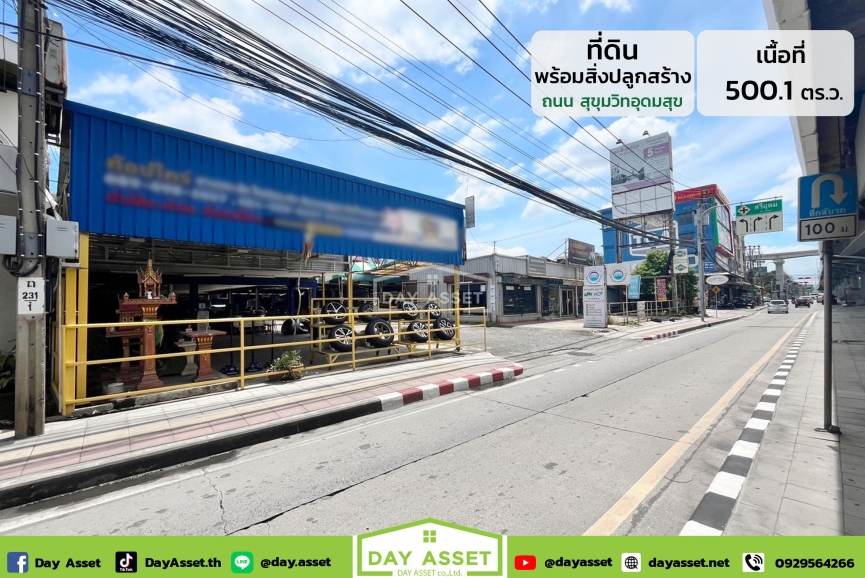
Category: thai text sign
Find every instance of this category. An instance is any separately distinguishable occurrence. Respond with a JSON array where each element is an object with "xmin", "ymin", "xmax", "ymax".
[{"xmin": 531, "ymin": 31, "xmax": 694, "ymax": 117}]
